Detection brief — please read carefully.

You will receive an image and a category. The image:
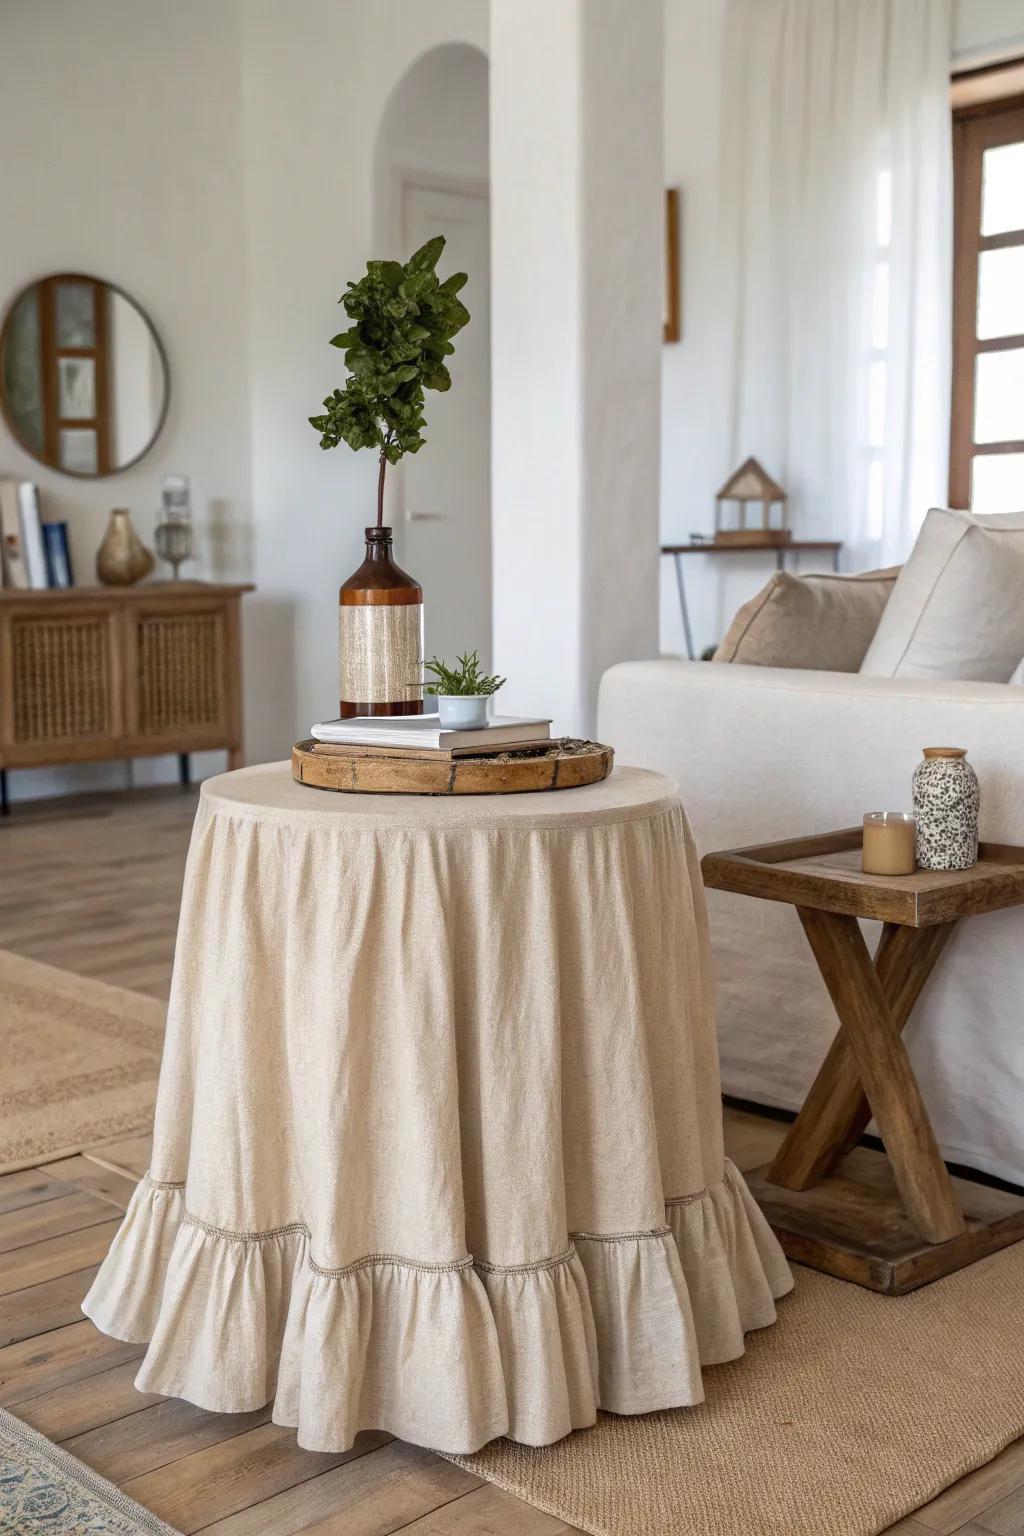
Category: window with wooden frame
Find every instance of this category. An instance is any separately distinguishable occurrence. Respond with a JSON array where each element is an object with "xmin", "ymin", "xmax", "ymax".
[{"xmin": 950, "ymin": 88, "xmax": 1024, "ymax": 512}]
